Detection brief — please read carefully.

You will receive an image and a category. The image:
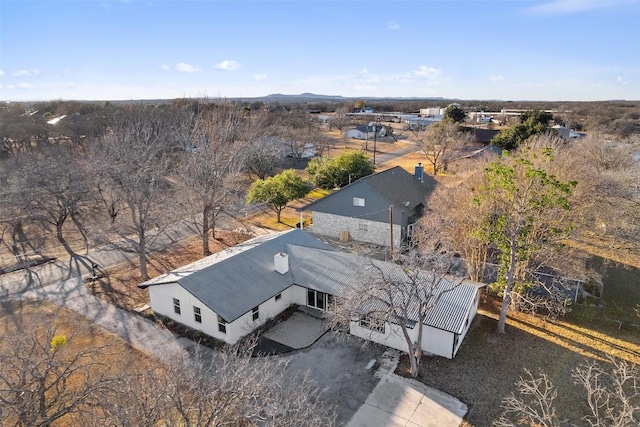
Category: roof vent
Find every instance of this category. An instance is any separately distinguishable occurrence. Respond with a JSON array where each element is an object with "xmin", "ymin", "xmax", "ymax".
[{"xmin": 274, "ymin": 252, "xmax": 289, "ymax": 275}]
